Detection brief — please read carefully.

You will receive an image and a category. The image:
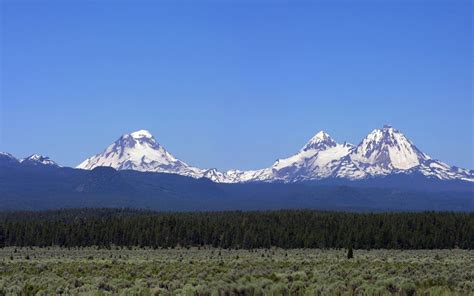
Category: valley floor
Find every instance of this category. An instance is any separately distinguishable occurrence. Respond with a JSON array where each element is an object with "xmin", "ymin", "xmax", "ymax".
[{"xmin": 0, "ymin": 248, "xmax": 473, "ymax": 295}]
